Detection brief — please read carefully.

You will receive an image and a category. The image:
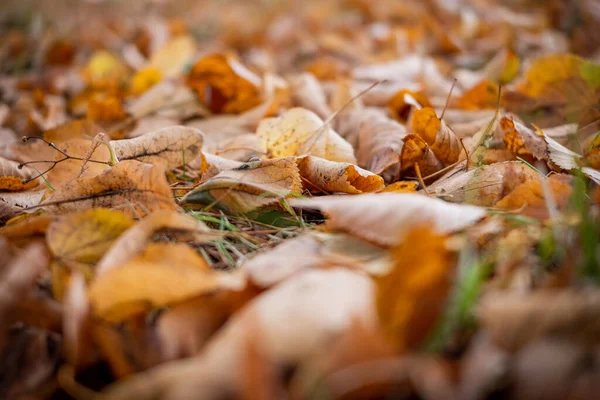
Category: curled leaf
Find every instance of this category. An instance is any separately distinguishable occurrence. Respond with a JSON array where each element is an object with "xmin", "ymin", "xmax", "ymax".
[
  {"xmin": 297, "ymin": 155, "xmax": 384, "ymax": 194},
  {"xmin": 411, "ymin": 107, "xmax": 462, "ymax": 166}
]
